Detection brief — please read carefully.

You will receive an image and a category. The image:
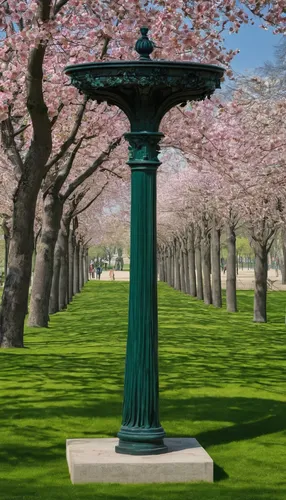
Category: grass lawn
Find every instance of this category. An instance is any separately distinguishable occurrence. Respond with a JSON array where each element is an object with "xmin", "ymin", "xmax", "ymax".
[{"xmin": 0, "ymin": 282, "xmax": 285, "ymax": 500}]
